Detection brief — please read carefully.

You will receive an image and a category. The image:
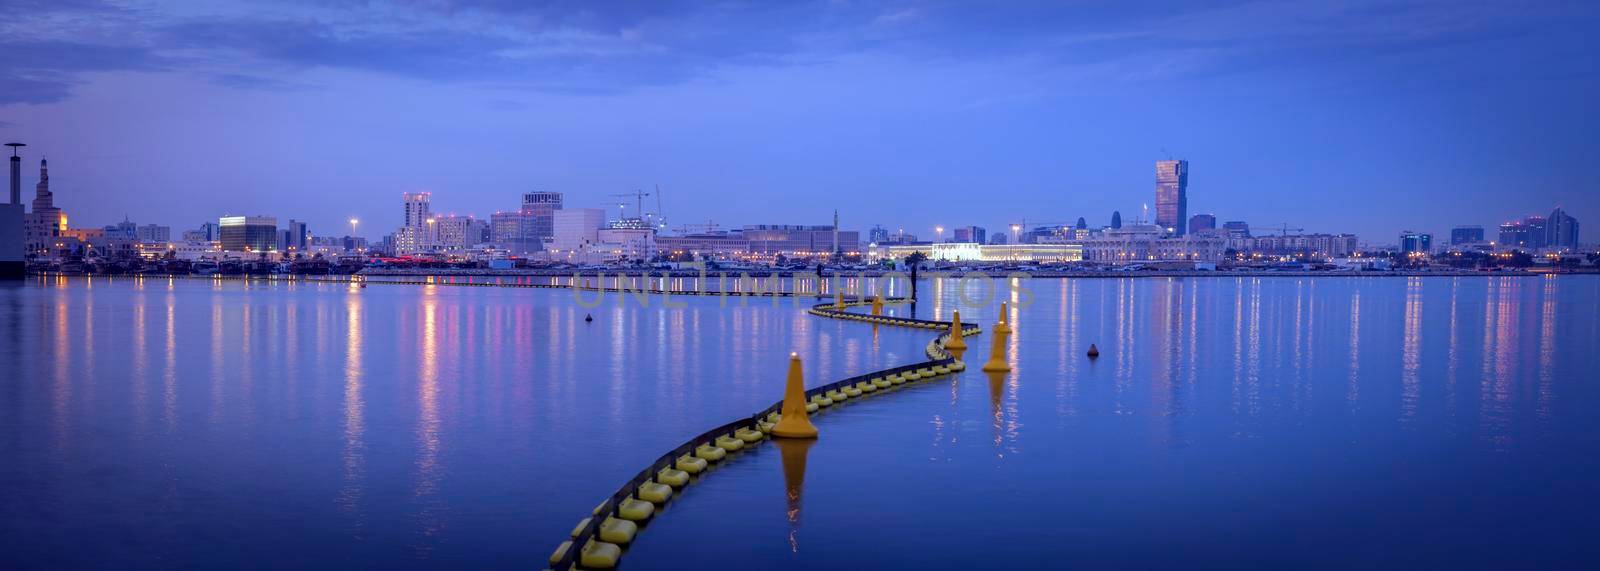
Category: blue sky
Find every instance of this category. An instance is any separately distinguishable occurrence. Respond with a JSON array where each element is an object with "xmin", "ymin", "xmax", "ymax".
[{"xmin": 1, "ymin": 0, "xmax": 1595, "ymax": 244}]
